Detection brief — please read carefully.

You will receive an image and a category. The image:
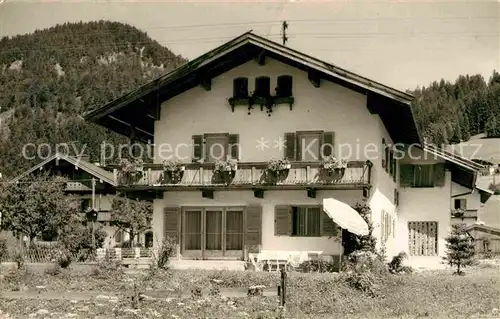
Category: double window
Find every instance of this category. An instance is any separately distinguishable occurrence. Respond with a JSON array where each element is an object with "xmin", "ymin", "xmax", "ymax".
[
  {"xmin": 192, "ymin": 133, "xmax": 239, "ymax": 162},
  {"xmin": 284, "ymin": 131, "xmax": 335, "ymax": 161},
  {"xmin": 274, "ymin": 205, "xmax": 338, "ymax": 237}
]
